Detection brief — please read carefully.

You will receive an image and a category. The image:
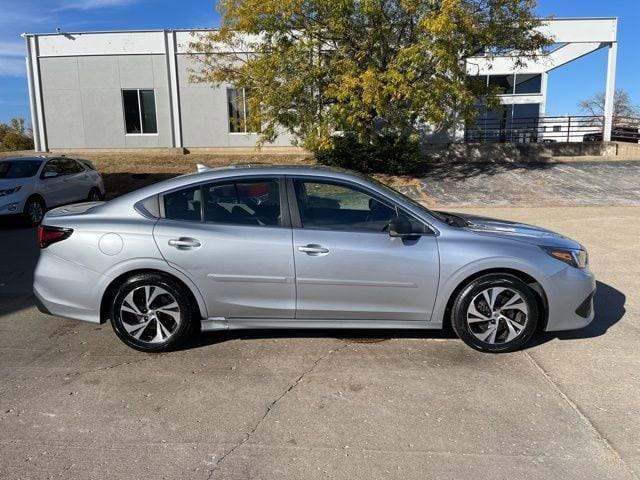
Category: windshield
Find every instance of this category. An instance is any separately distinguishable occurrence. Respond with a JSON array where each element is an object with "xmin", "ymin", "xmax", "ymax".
[{"xmin": 0, "ymin": 160, "xmax": 42, "ymax": 179}]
